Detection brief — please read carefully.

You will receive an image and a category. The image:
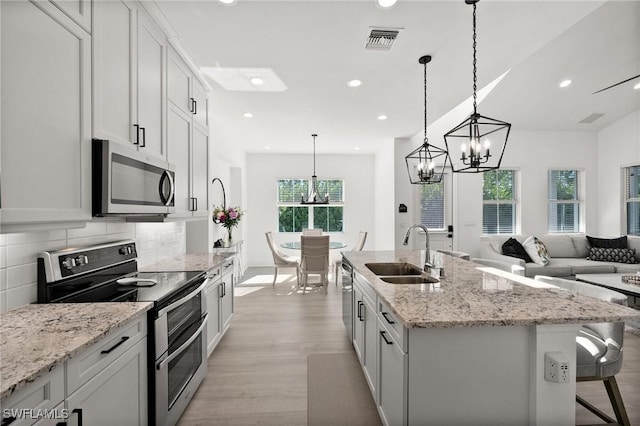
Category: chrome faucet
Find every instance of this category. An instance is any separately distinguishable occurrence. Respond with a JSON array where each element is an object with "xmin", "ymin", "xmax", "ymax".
[{"xmin": 403, "ymin": 224, "xmax": 434, "ymax": 271}]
